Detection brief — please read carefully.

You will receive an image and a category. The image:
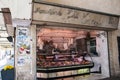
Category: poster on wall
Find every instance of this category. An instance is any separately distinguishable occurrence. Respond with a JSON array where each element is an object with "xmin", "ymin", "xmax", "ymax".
[
  {"xmin": 17, "ymin": 56, "xmax": 33, "ymax": 75},
  {"xmin": 17, "ymin": 56, "xmax": 26, "ymax": 66},
  {"xmin": 17, "ymin": 27, "xmax": 31, "ymax": 55},
  {"xmin": 17, "ymin": 56, "xmax": 32, "ymax": 66}
]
